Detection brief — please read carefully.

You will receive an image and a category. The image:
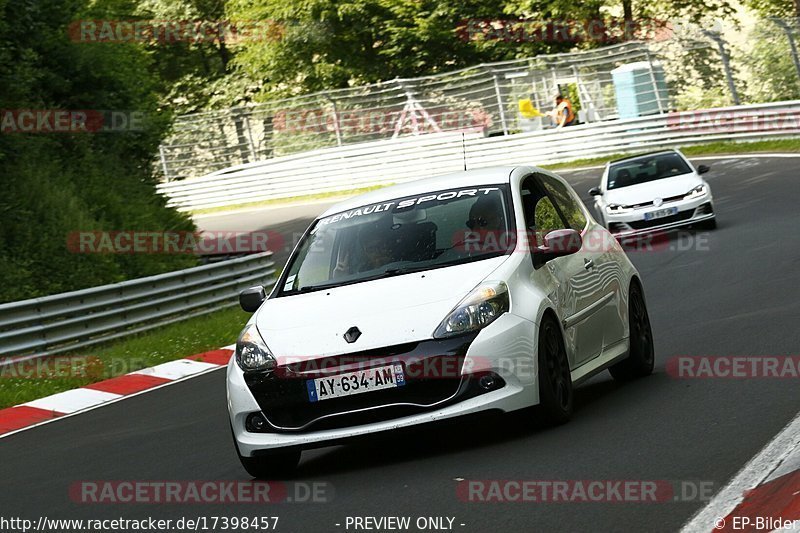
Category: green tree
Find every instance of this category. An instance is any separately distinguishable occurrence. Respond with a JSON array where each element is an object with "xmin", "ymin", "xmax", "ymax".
[{"xmin": 0, "ymin": 0, "xmax": 196, "ymax": 303}]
